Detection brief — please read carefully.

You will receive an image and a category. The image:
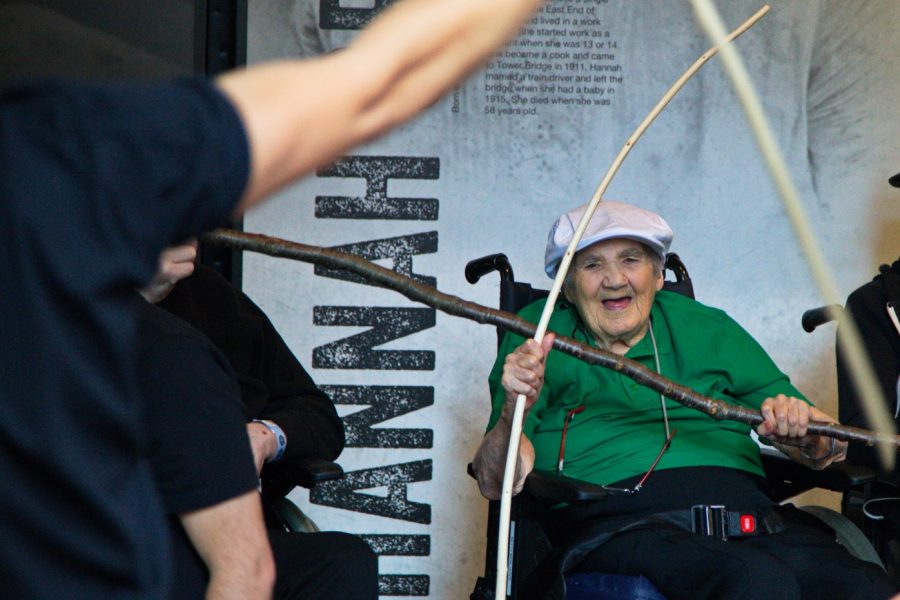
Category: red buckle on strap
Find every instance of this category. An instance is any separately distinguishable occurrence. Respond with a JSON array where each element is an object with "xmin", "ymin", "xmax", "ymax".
[{"xmin": 740, "ymin": 514, "xmax": 756, "ymax": 533}]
